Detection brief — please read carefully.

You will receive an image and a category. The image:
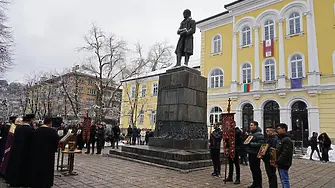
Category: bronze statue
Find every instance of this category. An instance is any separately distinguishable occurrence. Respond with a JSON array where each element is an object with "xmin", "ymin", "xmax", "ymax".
[{"xmin": 174, "ymin": 9, "xmax": 196, "ymax": 67}]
